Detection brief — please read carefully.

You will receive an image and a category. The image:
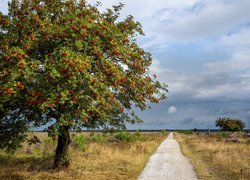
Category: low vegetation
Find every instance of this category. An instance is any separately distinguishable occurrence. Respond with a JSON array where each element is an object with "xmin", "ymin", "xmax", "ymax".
[
  {"xmin": 175, "ymin": 132, "xmax": 250, "ymax": 179},
  {"xmin": 215, "ymin": 117, "xmax": 245, "ymax": 132},
  {"xmin": 0, "ymin": 131, "xmax": 167, "ymax": 179}
]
